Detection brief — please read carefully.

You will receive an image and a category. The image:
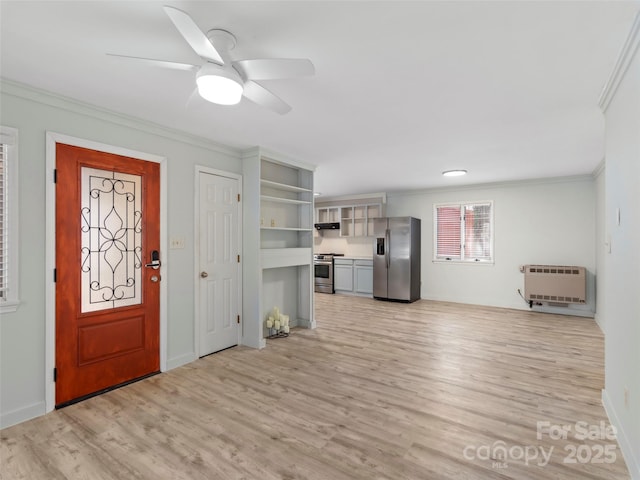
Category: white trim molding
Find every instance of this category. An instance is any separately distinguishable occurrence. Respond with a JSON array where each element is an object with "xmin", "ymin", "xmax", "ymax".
[
  {"xmin": 45, "ymin": 132, "xmax": 168, "ymax": 414},
  {"xmin": 592, "ymin": 158, "xmax": 606, "ymax": 179},
  {"xmin": 0, "ymin": 126, "xmax": 20, "ymax": 313},
  {"xmin": 602, "ymin": 388, "xmax": 640, "ymax": 480},
  {"xmin": 2, "ymin": 79, "xmax": 241, "ymax": 159},
  {"xmin": 599, "ymin": 11, "xmax": 640, "ymax": 112},
  {"xmin": 0, "ymin": 401, "xmax": 45, "ymax": 429}
]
